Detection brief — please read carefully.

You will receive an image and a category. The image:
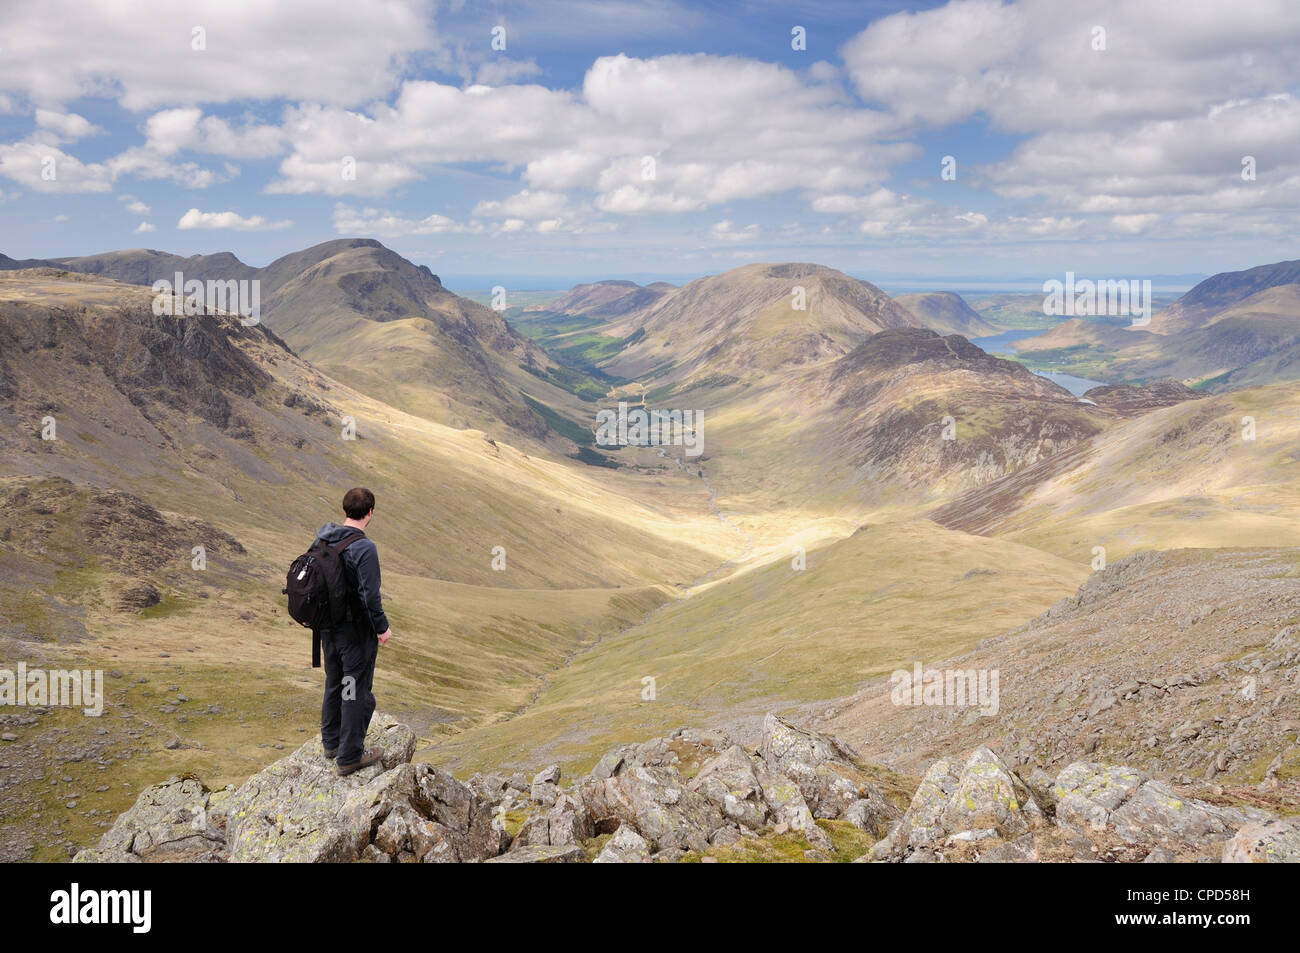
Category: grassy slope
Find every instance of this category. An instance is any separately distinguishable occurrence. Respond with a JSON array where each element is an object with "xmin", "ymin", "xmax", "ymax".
[
  {"xmin": 429, "ymin": 520, "xmax": 1087, "ymax": 776},
  {"xmin": 933, "ymin": 381, "xmax": 1300, "ymax": 562}
]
